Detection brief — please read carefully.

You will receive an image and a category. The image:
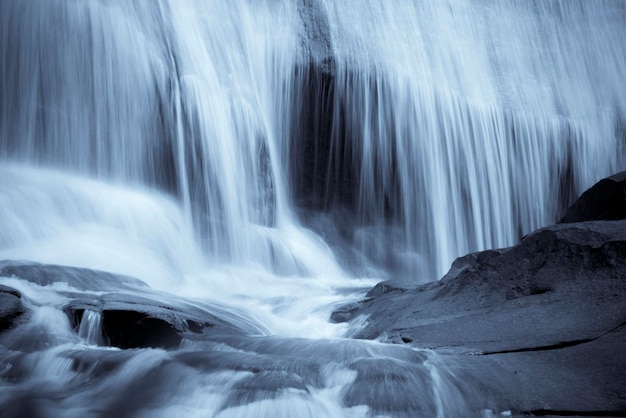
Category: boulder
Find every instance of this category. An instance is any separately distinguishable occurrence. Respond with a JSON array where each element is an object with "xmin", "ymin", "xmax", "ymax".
[
  {"xmin": 63, "ymin": 292, "xmax": 248, "ymax": 350},
  {"xmin": 333, "ymin": 220, "xmax": 626, "ymax": 352},
  {"xmin": 329, "ymin": 172, "xmax": 626, "ymax": 414},
  {"xmin": 560, "ymin": 171, "xmax": 626, "ymax": 222},
  {"xmin": 0, "ymin": 262, "xmax": 253, "ymax": 349}
]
